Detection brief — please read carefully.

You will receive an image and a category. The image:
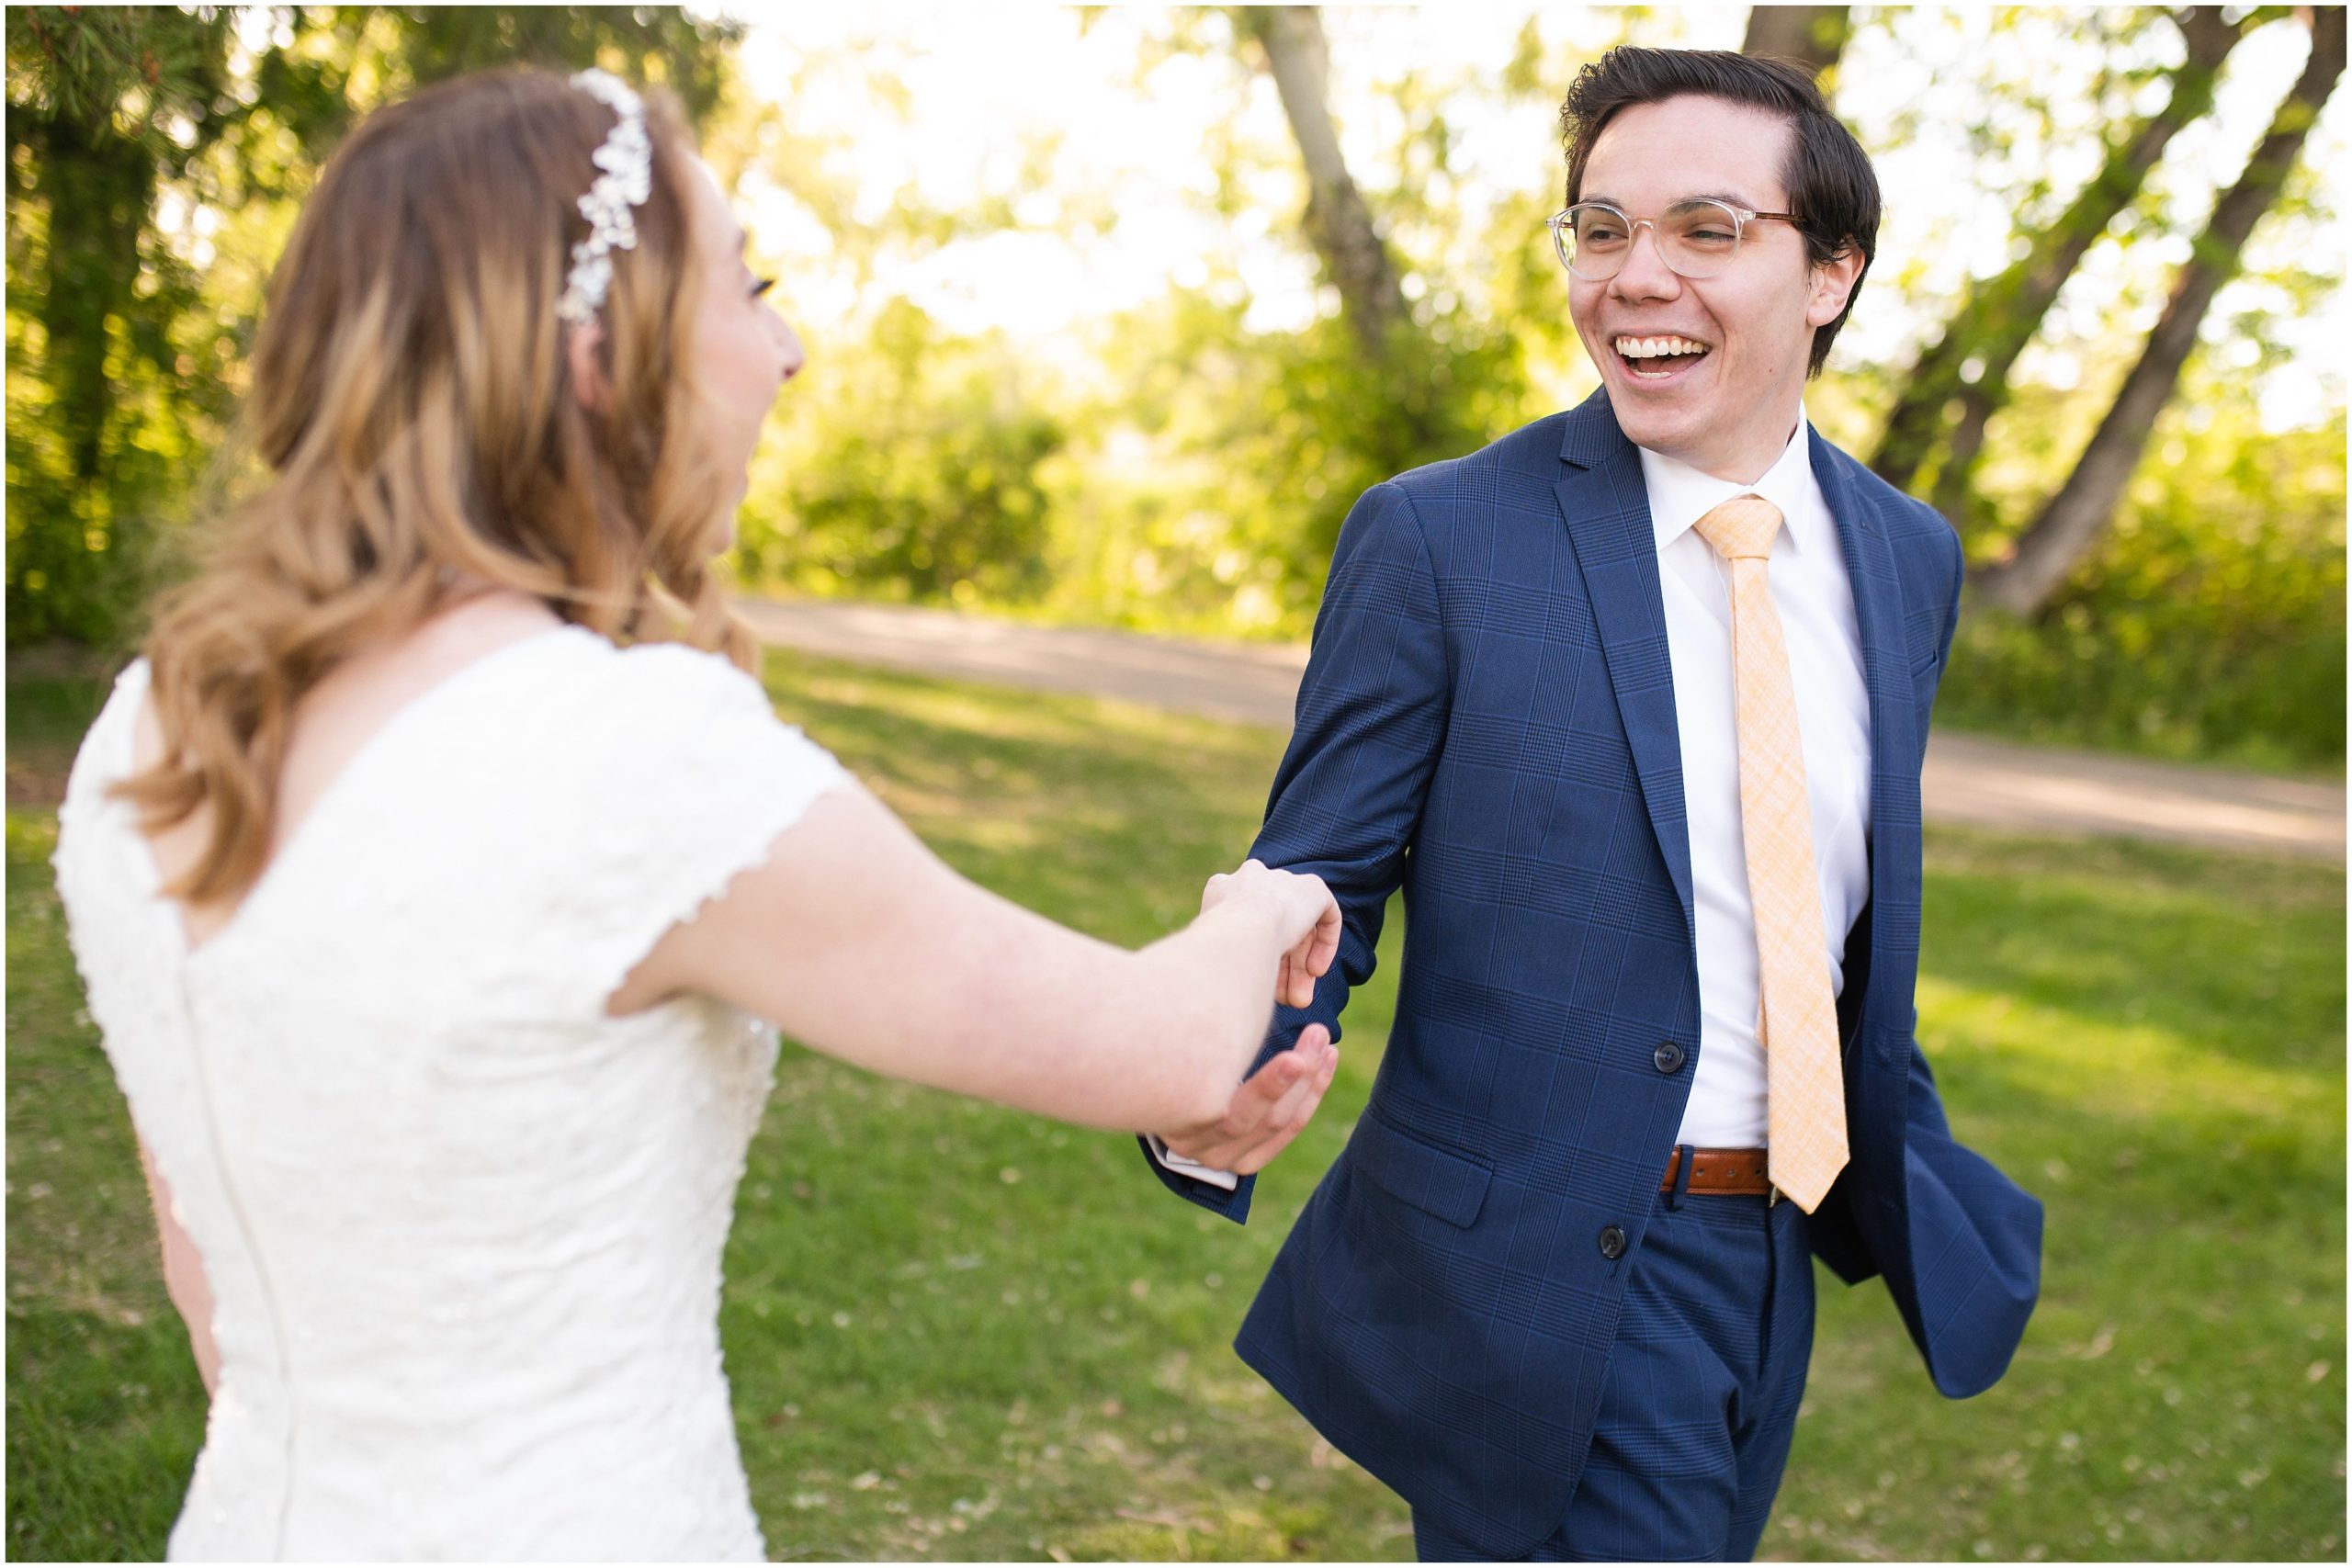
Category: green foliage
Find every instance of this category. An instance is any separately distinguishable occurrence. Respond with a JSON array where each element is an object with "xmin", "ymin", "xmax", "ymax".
[
  {"xmin": 5, "ymin": 7, "xmax": 239, "ymax": 647},
  {"xmin": 6, "ymin": 660, "xmax": 2344, "ymax": 1560},
  {"xmin": 728, "ymin": 17, "xmax": 1549, "ymax": 642},
  {"xmin": 736, "ymin": 300, "xmax": 1065, "ymax": 605},
  {"xmin": 337, "ymin": 6, "xmax": 741, "ymax": 119},
  {"xmin": 1043, "ymin": 283, "xmax": 1529, "ymax": 639},
  {"xmin": 1866, "ymin": 9, "xmax": 2237, "ymax": 495},
  {"xmin": 1938, "ymin": 397, "xmax": 2346, "ymax": 771},
  {"xmin": 4, "ymin": 6, "xmax": 741, "ymax": 652},
  {"xmin": 7, "ymin": 10, "xmax": 2344, "ymax": 770}
]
